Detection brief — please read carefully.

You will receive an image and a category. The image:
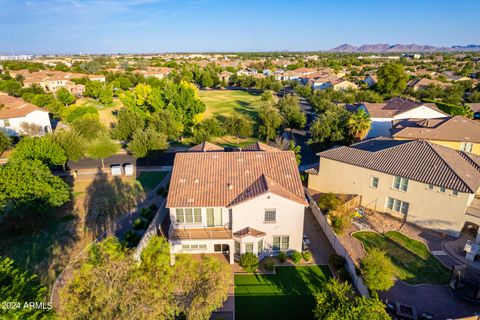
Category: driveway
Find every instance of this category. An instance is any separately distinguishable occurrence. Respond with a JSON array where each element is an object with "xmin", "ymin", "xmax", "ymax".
[{"xmin": 303, "ymin": 207, "xmax": 334, "ymax": 265}]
